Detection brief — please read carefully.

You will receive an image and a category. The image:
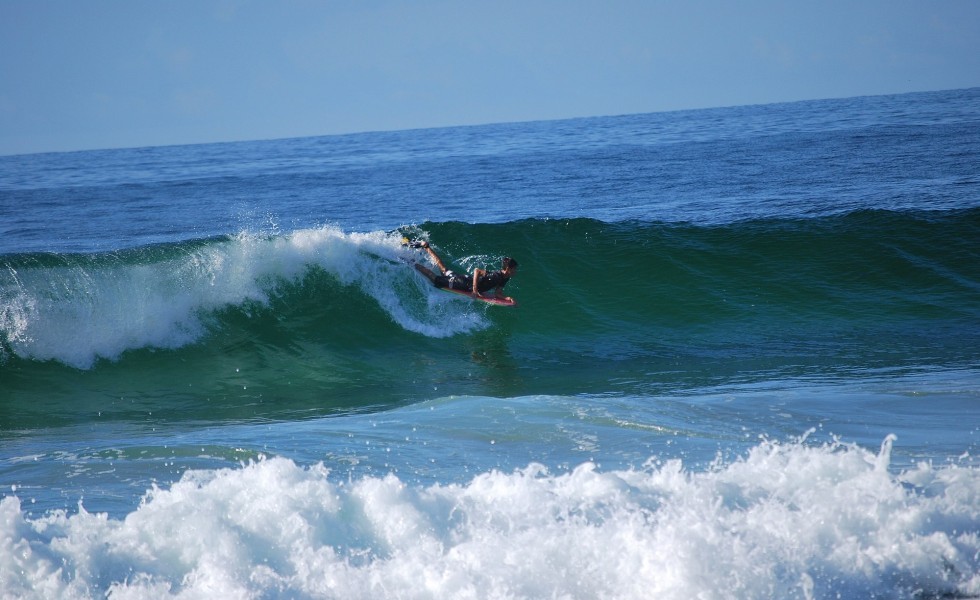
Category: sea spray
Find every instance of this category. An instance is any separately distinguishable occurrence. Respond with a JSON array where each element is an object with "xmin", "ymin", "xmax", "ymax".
[{"xmin": 2, "ymin": 438, "xmax": 977, "ymax": 599}]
